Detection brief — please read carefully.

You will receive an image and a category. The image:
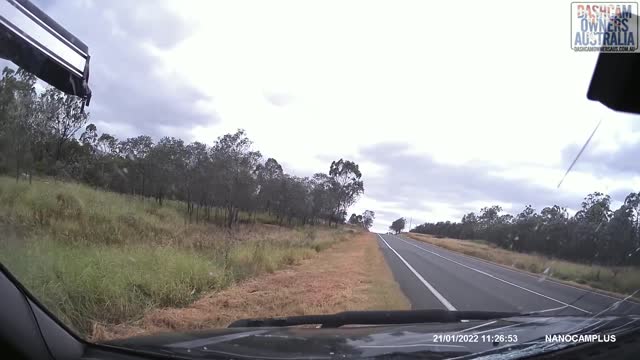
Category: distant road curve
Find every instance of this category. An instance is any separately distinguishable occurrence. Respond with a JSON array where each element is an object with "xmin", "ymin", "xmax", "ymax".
[{"xmin": 377, "ymin": 233, "xmax": 640, "ymax": 316}]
